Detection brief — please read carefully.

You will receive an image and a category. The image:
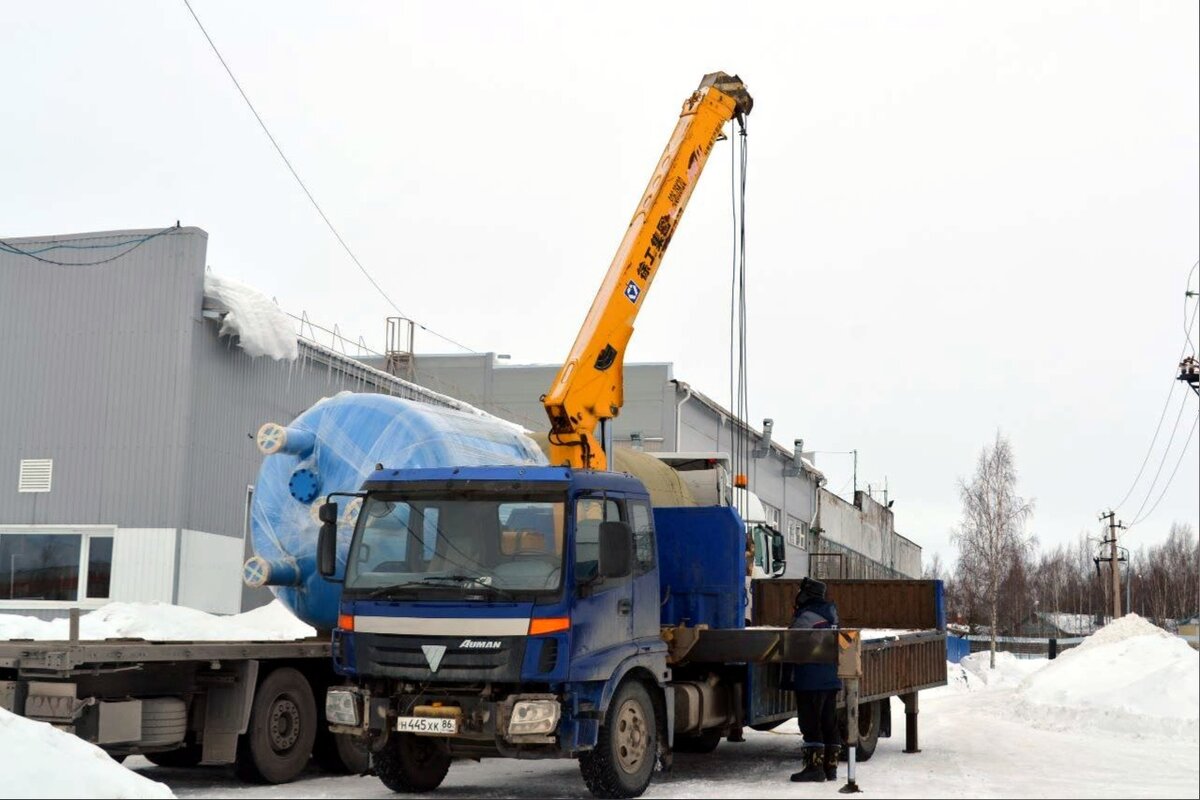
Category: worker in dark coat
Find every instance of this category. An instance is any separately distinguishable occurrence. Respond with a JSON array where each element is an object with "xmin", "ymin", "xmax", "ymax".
[{"xmin": 780, "ymin": 577, "xmax": 842, "ymax": 782}]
